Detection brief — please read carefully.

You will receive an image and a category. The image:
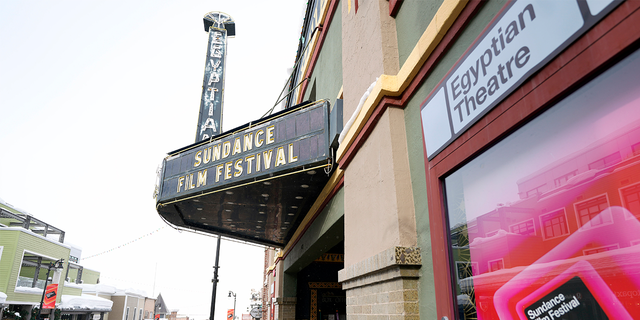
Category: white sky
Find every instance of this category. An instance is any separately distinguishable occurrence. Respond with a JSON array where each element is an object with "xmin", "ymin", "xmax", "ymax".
[{"xmin": 0, "ymin": 1, "xmax": 306, "ymax": 319}]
